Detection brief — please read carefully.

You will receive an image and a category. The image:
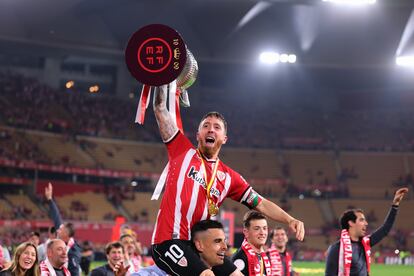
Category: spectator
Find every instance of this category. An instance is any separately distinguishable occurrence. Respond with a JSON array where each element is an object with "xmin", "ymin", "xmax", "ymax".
[
  {"xmin": 45, "ymin": 183, "xmax": 81, "ymax": 276},
  {"xmin": 40, "ymin": 239, "xmax": 69, "ymax": 276},
  {"xmin": 0, "ymin": 242, "xmax": 39, "ymax": 276},
  {"xmin": 90, "ymin": 242, "xmax": 128, "ymax": 276},
  {"xmin": 28, "ymin": 233, "xmax": 40, "ymax": 247}
]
